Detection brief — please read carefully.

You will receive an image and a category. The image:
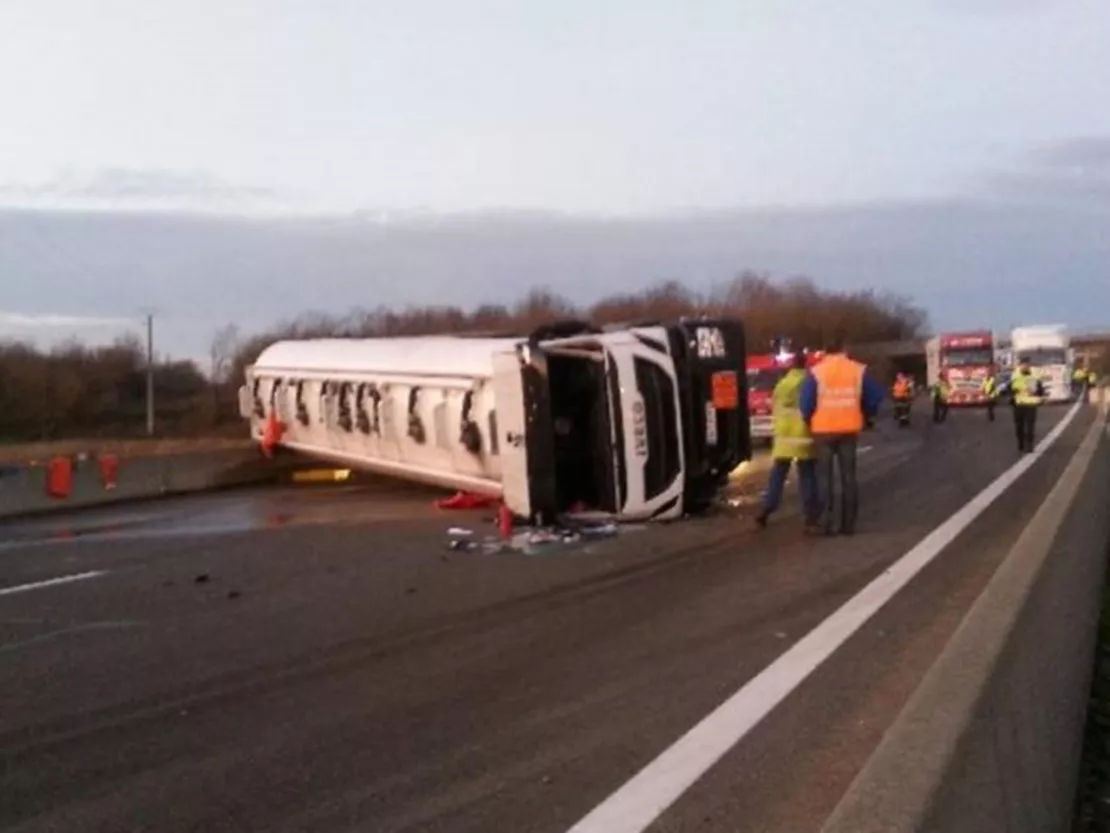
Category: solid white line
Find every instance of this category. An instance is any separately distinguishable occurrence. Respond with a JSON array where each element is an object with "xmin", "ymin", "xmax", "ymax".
[
  {"xmin": 566, "ymin": 399, "xmax": 1085, "ymax": 833},
  {"xmin": 0, "ymin": 570, "xmax": 108, "ymax": 597}
]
